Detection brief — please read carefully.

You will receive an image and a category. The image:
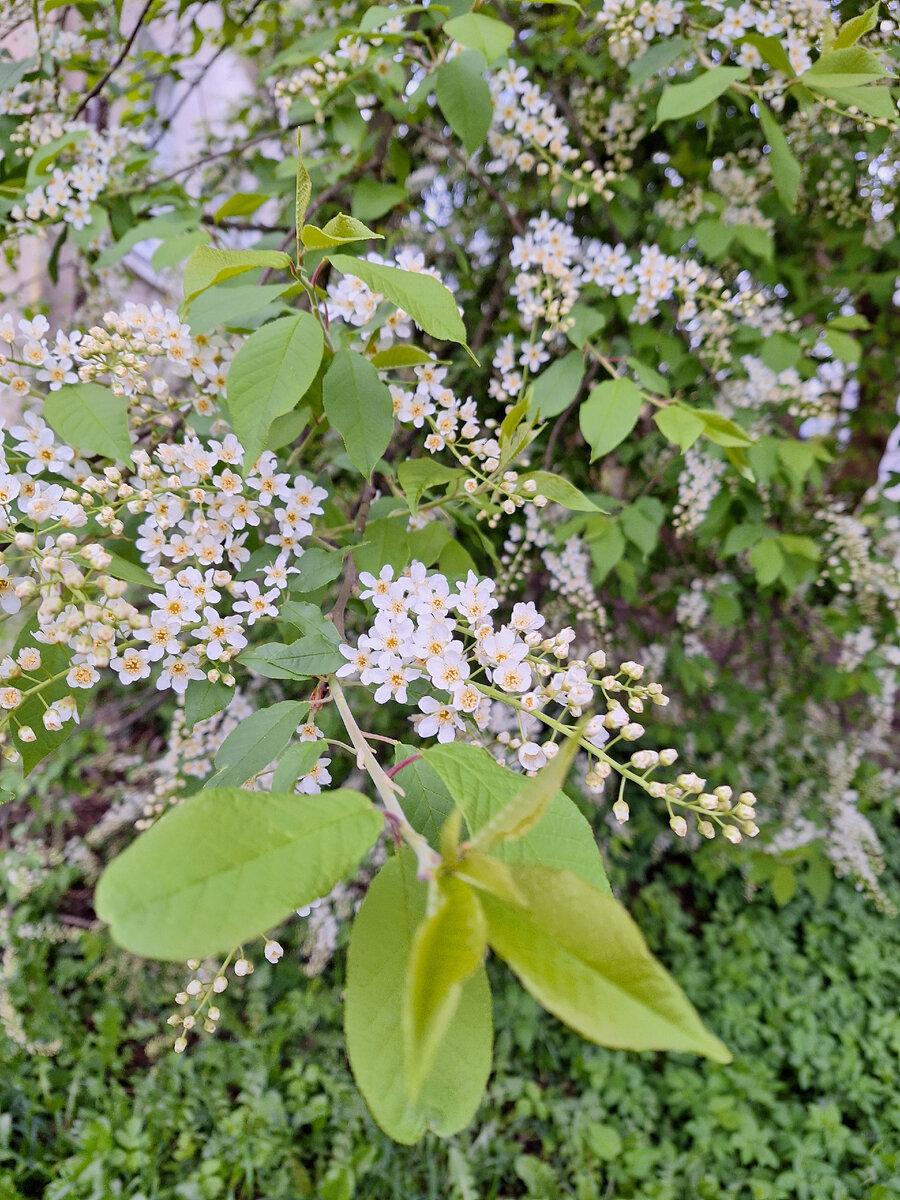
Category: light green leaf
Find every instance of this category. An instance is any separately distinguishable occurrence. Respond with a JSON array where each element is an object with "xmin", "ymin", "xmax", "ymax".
[
  {"xmin": 43, "ymin": 383, "xmax": 131, "ymax": 463},
  {"xmin": 301, "ymin": 213, "xmax": 383, "ymax": 249},
  {"xmin": 183, "ymin": 677, "xmax": 234, "ymax": 731},
  {"xmin": 809, "ymin": 82, "xmax": 897, "ymax": 118},
  {"xmin": 182, "ymin": 246, "xmax": 293, "ymax": 307},
  {"xmin": 835, "ymin": 3, "xmax": 881, "ymax": 49},
  {"xmin": 653, "ymin": 403, "xmax": 705, "ymax": 451},
  {"xmin": 239, "ymin": 637, "xmax": 344, "ymax": 680},
  {"xmin": 95, "ymin": 787, "xmax": 382, "ymax": 960},
  {"xmin": 528, "ymin": 351, "xmax": 584, "ymax": 418},
  {"xmin": 328, "ymin": 255, "xmax": 468, "ymax": 350},
  {"xmin": 323, "ymin": 349, "xmax": 394, "ymax": 478},
  {"xmin": 345, "ymin": 851, "xmax": 493, "ymax": 1143},
  {"xmin": 404, "ymin": 876, "xmax": 487, "ymax": 1096},
  {"xmin": 749, "ymin": 538, "xmax": 785, "ymax": 586},
  {"xmin": 397, "ymin": 459, "xmax": 463, "ymax": 513},
  {"xmin": 758, "ymin": 103, "xmax": 802, "ymax": 212},
  {"xmin": 184, "ymin": 282, "xmax": 294, "ymax": 335},
  {"xmin": 655, "ymin": 67, "xmax": 750, "ymax": 125},
  {"xmin": 352, "ymin": 179, "xmax": 409, "ymax": 222},
  {"xmin": 627, "ymin": 357, "xmax": 670, "ymax": 397},
  {"xmin": 96, "ymin": 211, "xmax": 200, "ymax": 268},
  {"xmin": 271, "ymin": 740, "xmax": 323, "ymax": 792},
  {"xmin": 435, "ymin": 50, "xmax": 493, "ymax": 155},
  {"xmin": 693, "ymin": 219, "xmax": 734, "ymax": 259},
  {"xmin": 517, "ymin": 471, "xmax": 605, "ymax": 513},
  {"xmin": 443, "ymin": 13, "xmax": 514, "ymax": 64},
  {"xmin": 801, "ymin": 46, "xmax": 890, "ymax": 89},
  {"xmin": 211, "ymin": 699, "xmax": 310, "ymax": 787},
  {"xmin": 579, "ymin": 378, "xmax": 643, "ymax": 461},
  {"xmin": 296, "ymin": 129, "xmax": 311, "ymax": 236},
  {"xmin": 224, "ymin": 312, "xmax": 324, "ymax": 468},
  {"xmin": 102, "ymin": 552, "xmax": 154, "ymax": 588},
  {"xmin": 423, "ymin": 743, "xmax": 609, "ymax": 892},
  {"xmin": 587, "ymin": 519, "xmax": 626, "ymax": 582},
  {"xmin": 370, "ymin": 345, "xmax": 438, "ymax": 369},
  {"xmin": 214, "ymin": 192, "xmax": 270, "ymax": 221},
  {"xmin": 824, "ymin": 327, "xmax": 862, "ymax": 364},
  {"xmin": 628, "ymin": 37, "xmax": 691, "ymax": 88},
  {"xmin": 731, "ymin": 224, "xmax": 774, "ymax": 262},
  {"xmin": 697, "ymin": 409, "xmax": 753, "ymax": 448},
  {"xmin": 470, "ymin": 722, "xmax": 584, "ymax": 853},
  {"xmin": 770, "ymin": 863, "xmax": 797, "ymax": 907},
  {"xmin": 480, "ymin": 863, "xmax": 732, "ymax": 1063}
]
